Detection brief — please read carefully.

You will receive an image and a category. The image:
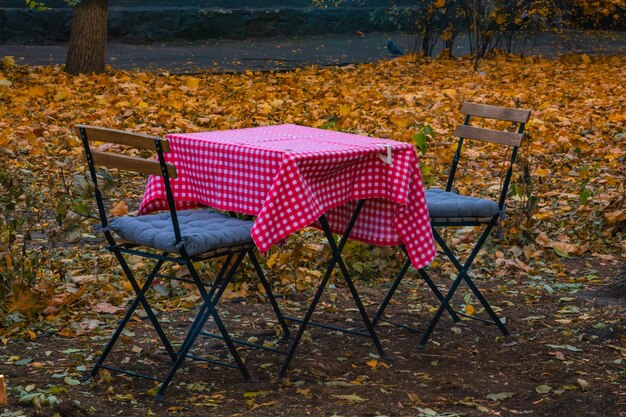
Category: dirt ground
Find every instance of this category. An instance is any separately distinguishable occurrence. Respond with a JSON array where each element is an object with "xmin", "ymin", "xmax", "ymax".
[{"xmin": 0, "ymin": 255, "xmax": 624, "ymax": 417}]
